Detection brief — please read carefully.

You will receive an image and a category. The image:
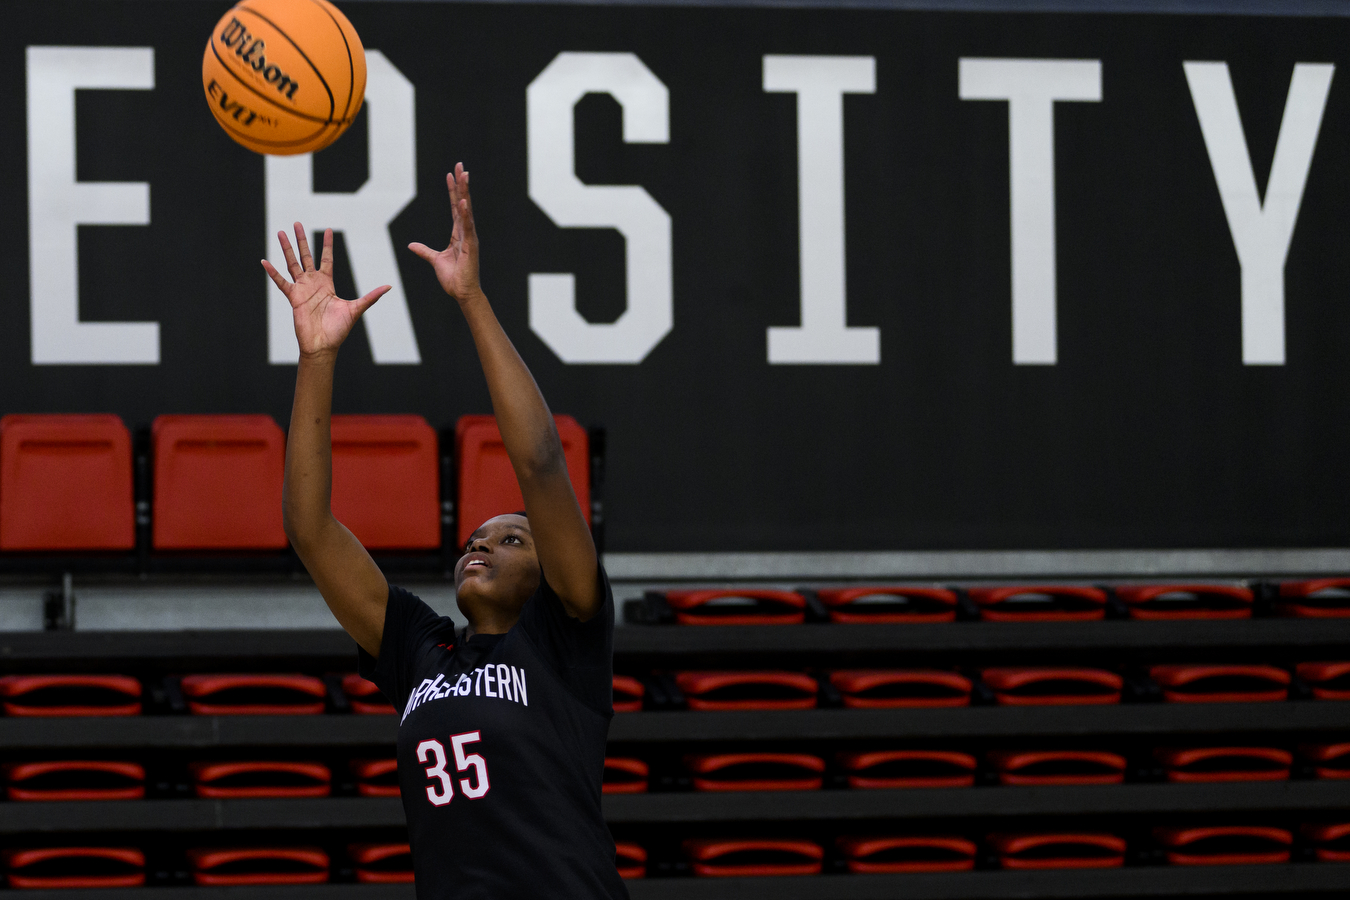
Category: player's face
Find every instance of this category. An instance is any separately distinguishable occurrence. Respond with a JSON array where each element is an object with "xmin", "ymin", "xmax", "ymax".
[{"xmin": 453, "ymin": 515, "xmax": 541, "ymax": 630}]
